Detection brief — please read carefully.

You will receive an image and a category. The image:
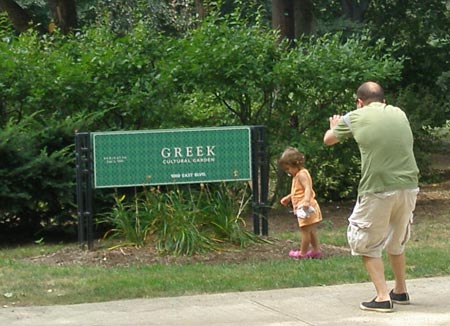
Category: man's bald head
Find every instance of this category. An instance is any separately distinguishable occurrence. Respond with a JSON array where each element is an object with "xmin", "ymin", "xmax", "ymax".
[{"xmin": 356, "ymin": 81, "xmax": 385, "ymax": 104}]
